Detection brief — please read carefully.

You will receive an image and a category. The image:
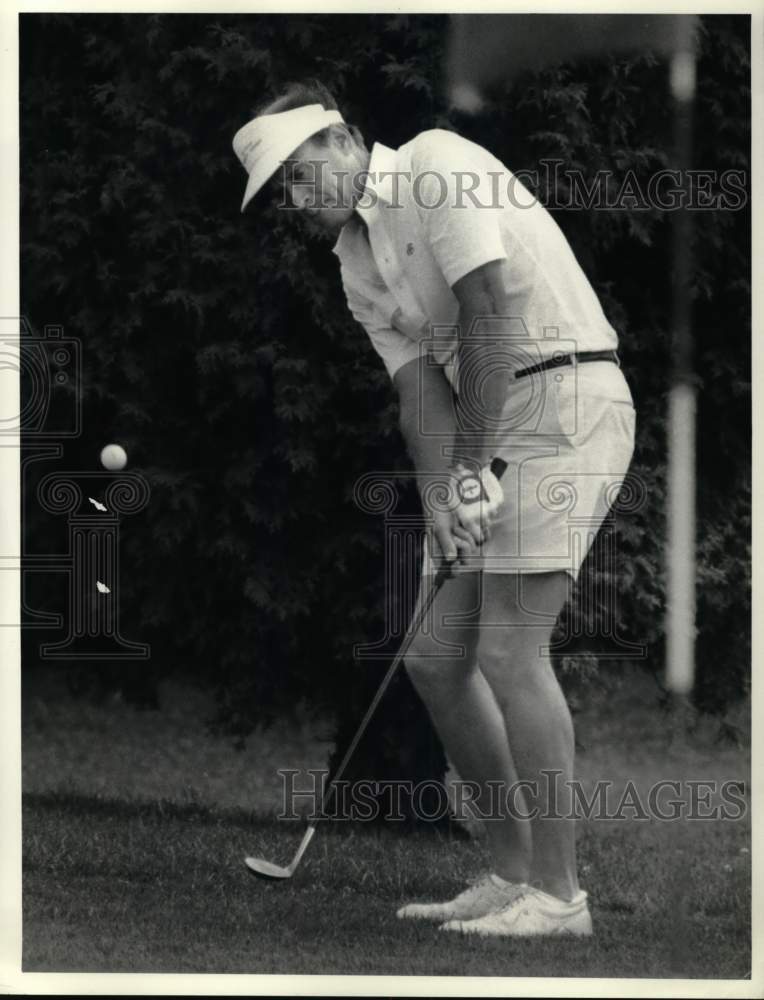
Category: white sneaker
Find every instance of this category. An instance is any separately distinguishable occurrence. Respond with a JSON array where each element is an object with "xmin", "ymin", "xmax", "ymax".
[
  {"xmin": 441, "ymin": 886, "xmax": 593, "ymax": 937},
  {"xmin": 396, "ymin": 874, "xmax": 528, "ymax": 923}
]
